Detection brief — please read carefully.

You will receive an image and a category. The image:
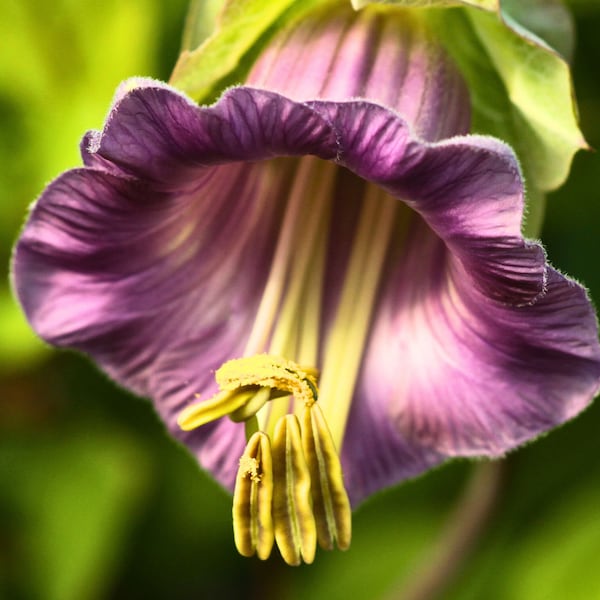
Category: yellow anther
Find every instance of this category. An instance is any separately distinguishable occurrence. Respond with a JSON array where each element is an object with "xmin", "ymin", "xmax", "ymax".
[
  {"xmin": 301, "ymin": 403, "xmax": 352, "ymax": 551},
  {"xmin": 177, "ymin": 388, "xmax": 258, "ymax": 431},
  {"xmin": 217, "ymin": 355, "xmax": 319, "ymax": 406},
  {"xmin": 272, "ymin": 415, "xmax": 317, "ymax": 566},
  {"xmin": 177, "ymin": 356, "xmax": 320, "ymax": 433},
  {"xmin": 238, "ymin": 455, "xmax": 261, "ymax": 483},
  {"xmin": 232, "ymin": 432, "xmax": 275, "ymax": 561}
]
